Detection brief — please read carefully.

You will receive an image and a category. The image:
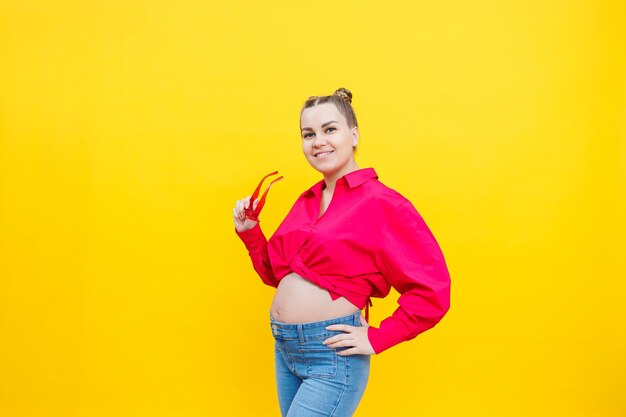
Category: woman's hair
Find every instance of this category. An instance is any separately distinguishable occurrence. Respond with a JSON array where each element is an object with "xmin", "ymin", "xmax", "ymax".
[{"xmin": 300, "ymin": 87, "xmax": 359, "ymax": 153}]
